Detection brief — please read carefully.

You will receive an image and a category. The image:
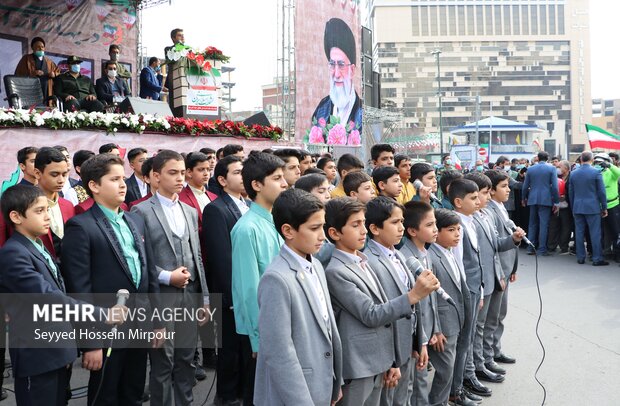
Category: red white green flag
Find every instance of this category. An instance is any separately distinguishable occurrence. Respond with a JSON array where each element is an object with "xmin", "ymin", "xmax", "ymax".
[{"xmin": 585, "ymin": 124, "xmax": 620, "ymax": 149}]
